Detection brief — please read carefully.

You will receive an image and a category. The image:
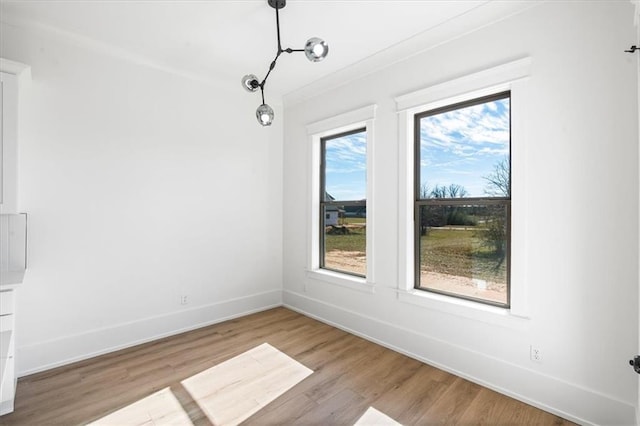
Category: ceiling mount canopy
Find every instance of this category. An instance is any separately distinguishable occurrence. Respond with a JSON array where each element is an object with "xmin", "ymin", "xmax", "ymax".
[
  {"xmin": 242, "ymin": 0, "xmax": 329, "ymax": 126},
  {"xmin": 267, "ymin": 0, "xmax": 286, "ymax": 9}
]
